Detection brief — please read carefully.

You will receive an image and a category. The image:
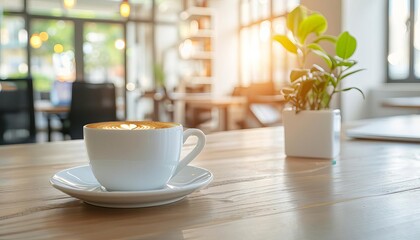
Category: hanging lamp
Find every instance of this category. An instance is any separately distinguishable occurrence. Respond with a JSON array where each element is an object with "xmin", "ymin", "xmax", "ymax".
[
  {"xmin": 120, "ymin": 0, "xmax": 131, "ymax": 18},
  {"xmin": 63, "ymin": 0, "xmax": 76, "ymax": 9}
]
